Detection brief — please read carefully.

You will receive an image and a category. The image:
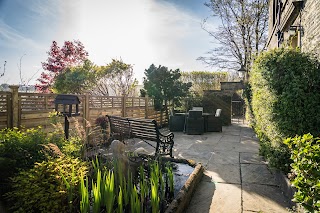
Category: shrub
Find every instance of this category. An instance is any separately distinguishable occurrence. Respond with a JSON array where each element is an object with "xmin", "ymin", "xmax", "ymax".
[
  {"xmin": 284, "ymin": 134, "xmax": 320, "ymax": 212},
  {"xmin": 6, "ymin": 156, "xmax": 88, "ymax": 213},
  {"xmin": 0, "ymin": 127, "xmax": 67, "ymax": 195},
  {"xmin": 0, "ymin": 127, "xmax": 52, "ymax": 176},
  {"xmin": 250, "ymin": 48, "xmax": 320, "ymax": 172}
]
